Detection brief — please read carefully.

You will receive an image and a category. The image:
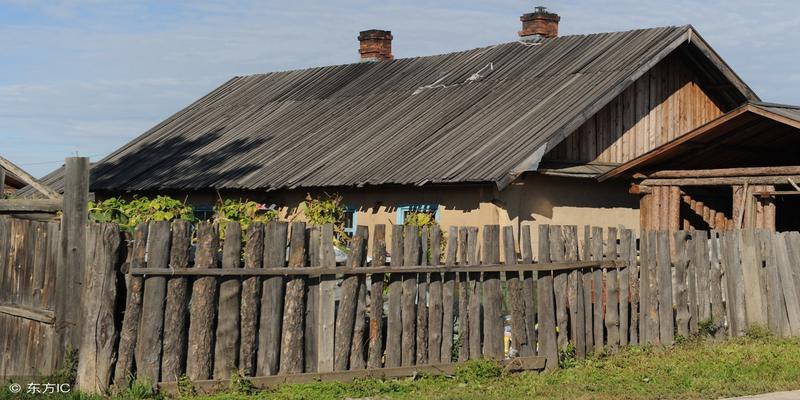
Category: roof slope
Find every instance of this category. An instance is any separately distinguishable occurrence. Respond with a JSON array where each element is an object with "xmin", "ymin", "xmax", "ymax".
[
  {"xmin": 88, "ymin": 26, "xmax": 754, "ymax": 192},
  {"xmin": 599, "ymin": 102, "xmax": 800, "ymax": 179}
]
